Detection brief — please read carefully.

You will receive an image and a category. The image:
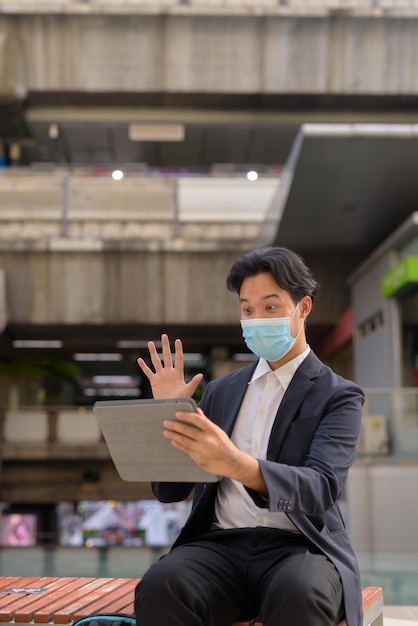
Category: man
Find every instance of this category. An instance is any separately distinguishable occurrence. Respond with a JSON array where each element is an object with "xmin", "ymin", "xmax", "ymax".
[{"xmin": 134, "ymin": 246, "xmax": 364, "ymax": 626}]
